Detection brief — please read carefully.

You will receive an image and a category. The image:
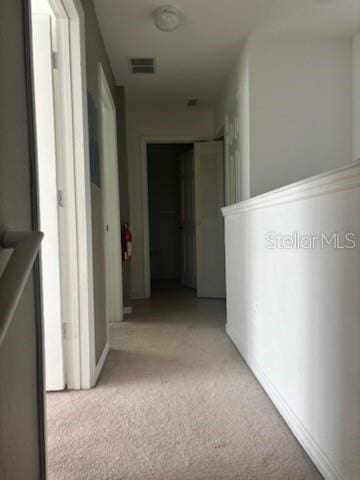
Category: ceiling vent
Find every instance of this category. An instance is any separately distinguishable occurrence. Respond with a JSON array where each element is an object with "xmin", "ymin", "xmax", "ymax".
[
  {"xmin": 128, "ymin": 57, "xmax": 156, "ymax": 74},
  {"xmin": 187, "ymin": 98, "xmax": 199, "ymax": 107}
]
